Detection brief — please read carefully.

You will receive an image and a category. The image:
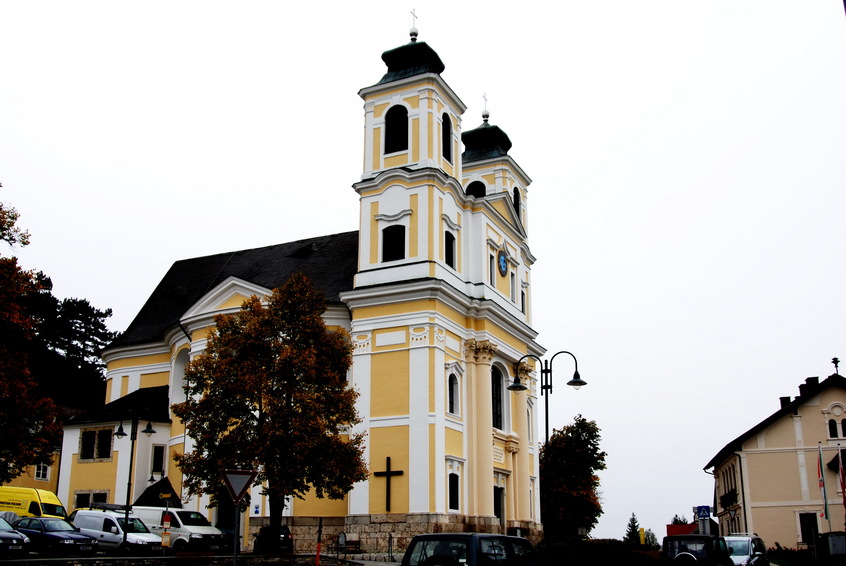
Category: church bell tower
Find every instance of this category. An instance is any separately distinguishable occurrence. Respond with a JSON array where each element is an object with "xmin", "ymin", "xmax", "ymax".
[{"xmin": 340, "ymin": 27, "xmax": 544, "ymax": 539}]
